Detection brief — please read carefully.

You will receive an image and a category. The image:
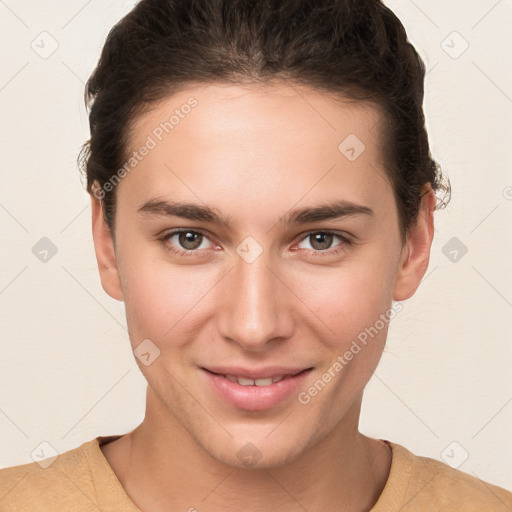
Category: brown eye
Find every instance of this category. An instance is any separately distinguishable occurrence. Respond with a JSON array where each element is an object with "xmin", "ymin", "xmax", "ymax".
[
  {"xmin": 309, "ymin": 232, "xmax": 335, "ymax": 251},
  {"xmin": 177, "ymin": 231, "xmax": 203, "ymax": 250},
  {"xmin": 296, "ymin": 231, "xmax": 352, "ymax": 258},
  {"xmin": 160, "ymin": 229, "xmax": 215, "ymax": 257}
]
